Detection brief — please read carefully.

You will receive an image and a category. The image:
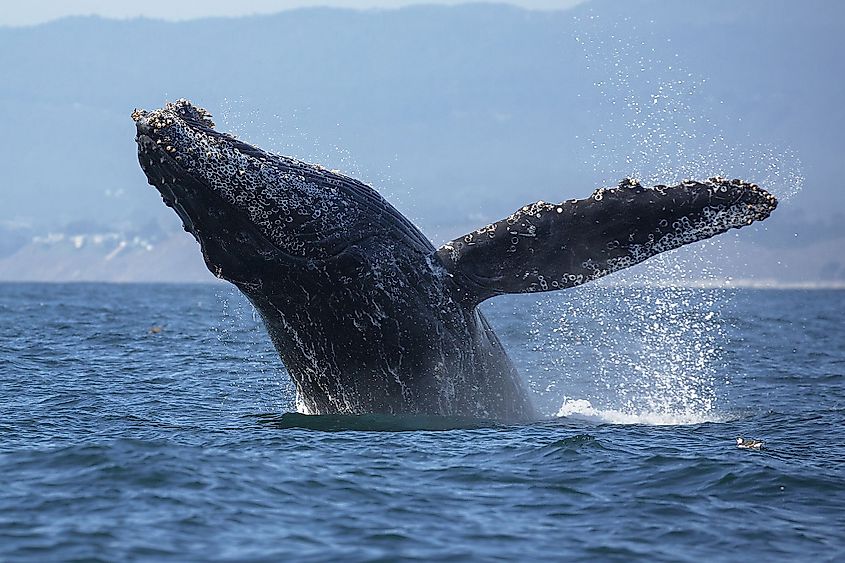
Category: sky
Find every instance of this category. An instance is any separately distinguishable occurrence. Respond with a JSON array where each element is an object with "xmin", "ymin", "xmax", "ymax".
[{"xmin": 0, "ymin": 0, "xmax": 586, "ymax": 26}]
